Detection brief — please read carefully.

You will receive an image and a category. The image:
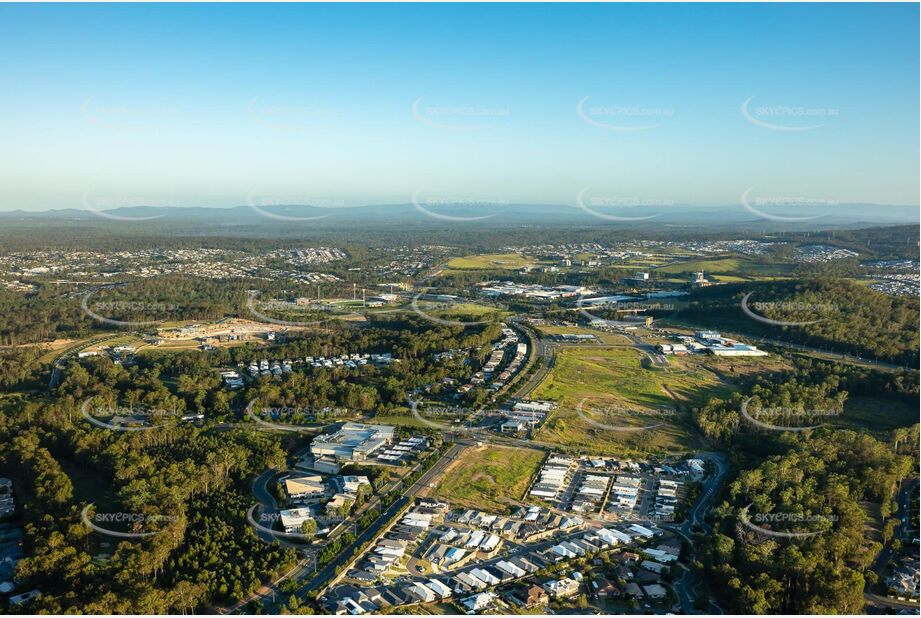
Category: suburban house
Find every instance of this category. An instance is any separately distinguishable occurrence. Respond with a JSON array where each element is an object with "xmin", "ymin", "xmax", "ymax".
[{"xmin": 542, "ymin": 577, "xmax": 580, "ymax": 598}]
